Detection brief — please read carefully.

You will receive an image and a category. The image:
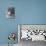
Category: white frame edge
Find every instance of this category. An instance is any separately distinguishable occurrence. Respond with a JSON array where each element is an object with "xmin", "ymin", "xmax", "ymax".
[{"xmin": 18, "ymin": 25, "xmax": 20, "ymax": 43}]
